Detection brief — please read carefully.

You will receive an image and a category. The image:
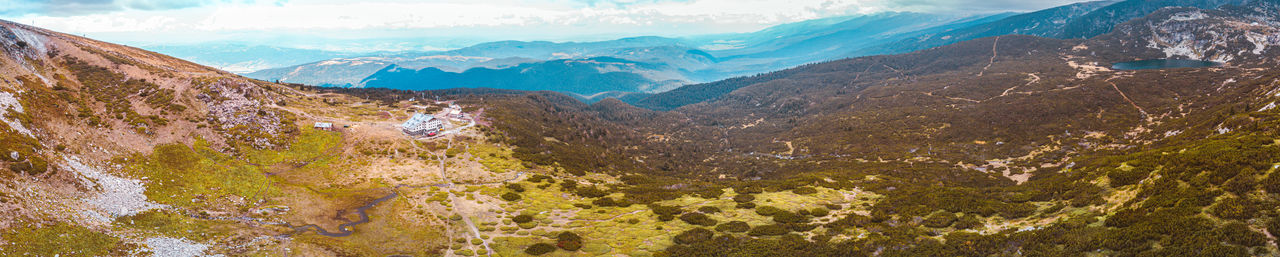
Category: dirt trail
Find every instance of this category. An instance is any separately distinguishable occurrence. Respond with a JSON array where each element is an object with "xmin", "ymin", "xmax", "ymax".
[
  {"xmin": 433, "ymin": 138, "xmax": 494, "ymax": 257},
  {"xmin": 921, "ymin": 91, "xmax": 981, "ymax": 103},
  {"xmin": 851, "ymin": 61, "xmax": 878, "ymax": 83},
  {"xmin": 1000, "ymin": 73, "xmax": 1040, "ymax": 97},
  {"xmin": 1107, "ymin": 79, "xmax": 1149, "ymax": 118},
  {"xmin": 979, "ymin": 36, "xmax": 1000, "ymax": 76},
  {"xmin": 926, "ymin": 73, "xmax": 1054, "ymax": 104}
]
